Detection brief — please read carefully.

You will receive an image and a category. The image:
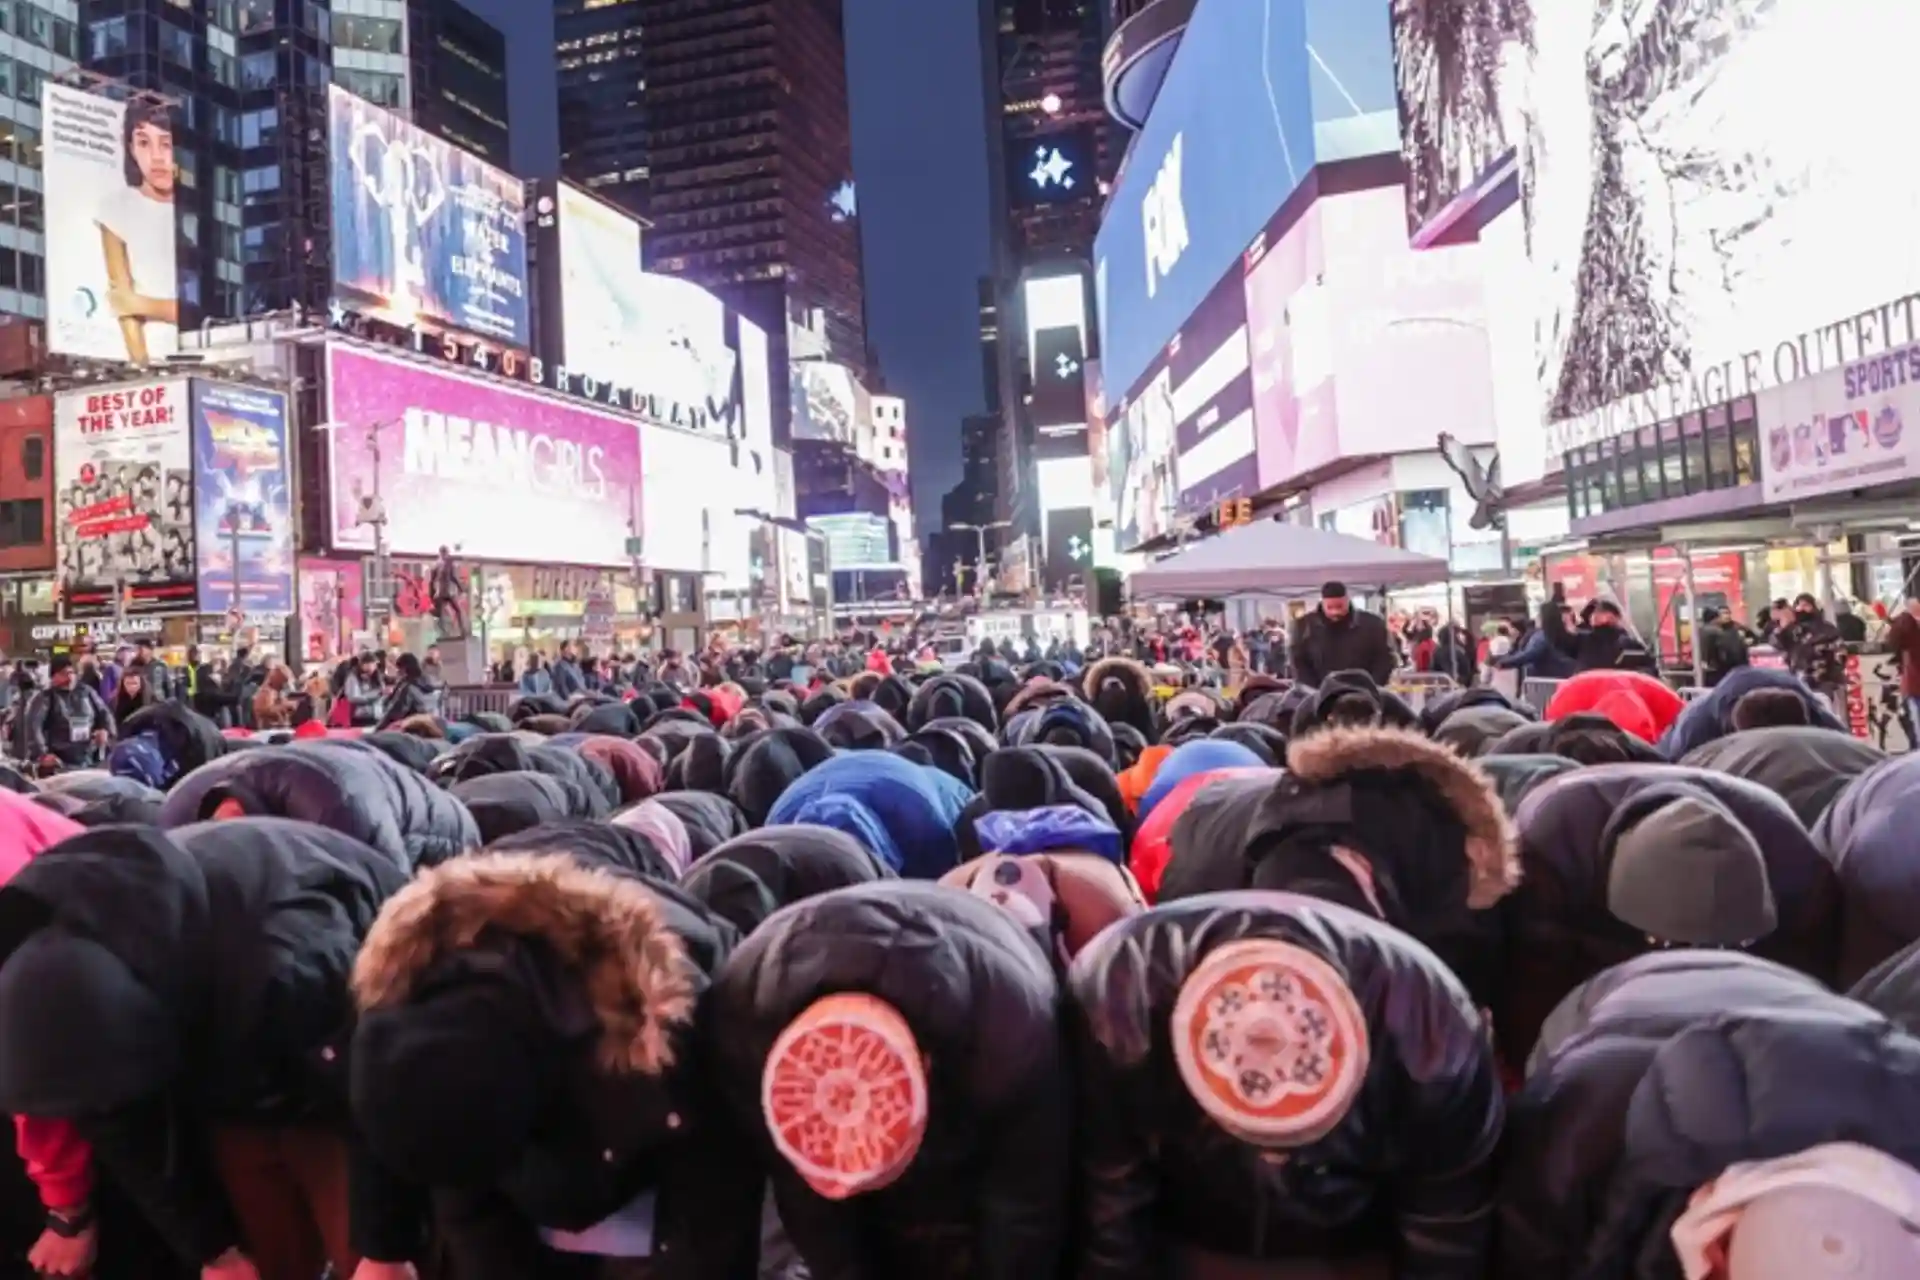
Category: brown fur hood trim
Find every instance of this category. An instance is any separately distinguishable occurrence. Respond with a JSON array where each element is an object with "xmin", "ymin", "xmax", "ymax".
[
  {"xmin": 1286, "ymin": 725, "xmax": 1520, "ymax": 909},
  {"xmin": 846, "ymin": 671, "xmax": 883, "ymax": 701},
  {"xmin": 354, "ymin": 853, "xmax": 697, "ymax": 1076},
  {"xmin": 1083, "ymin": 656, "xmax": 1152, "ymax": 703},
  {"xmin": 1006, "ymin": 678, "xmax": 1076, "ymax": 719}
]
